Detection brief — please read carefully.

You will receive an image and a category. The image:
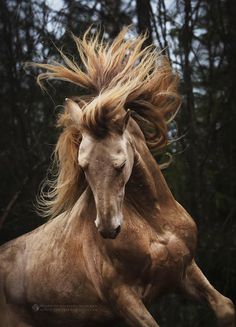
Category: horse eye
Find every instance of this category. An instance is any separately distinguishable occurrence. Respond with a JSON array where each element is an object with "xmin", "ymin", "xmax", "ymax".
[{"xmin": 115, "ymin": 162, "xmax": 126, "ymax": 172}]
